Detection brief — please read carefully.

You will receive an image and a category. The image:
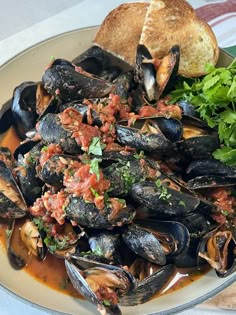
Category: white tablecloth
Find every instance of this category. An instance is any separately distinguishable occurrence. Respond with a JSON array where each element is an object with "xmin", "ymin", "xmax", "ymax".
[{"xmin": 0, "ymin": 0, "xmax": 235, "ymax": 314}]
